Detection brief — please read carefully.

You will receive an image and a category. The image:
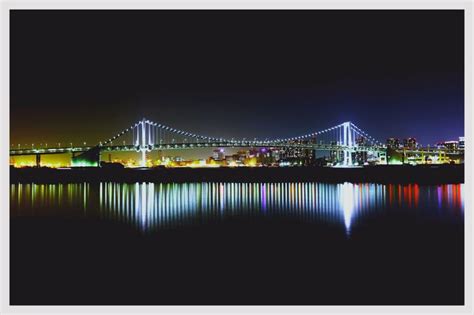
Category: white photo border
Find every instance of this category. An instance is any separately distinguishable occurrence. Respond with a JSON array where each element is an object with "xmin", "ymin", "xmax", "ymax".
[{"xmin": 1, "ymin": 1, "xmax": 472, "ymax": 314}]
